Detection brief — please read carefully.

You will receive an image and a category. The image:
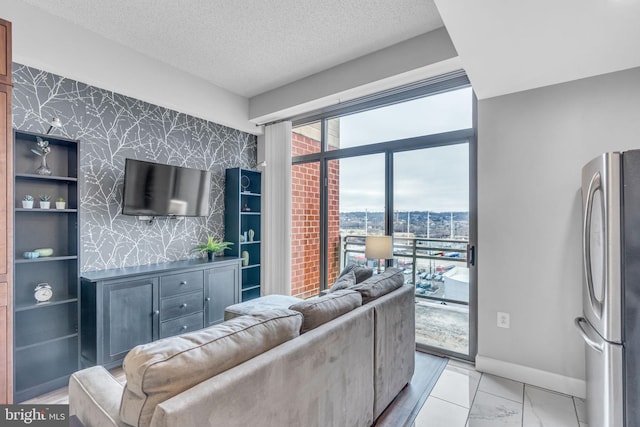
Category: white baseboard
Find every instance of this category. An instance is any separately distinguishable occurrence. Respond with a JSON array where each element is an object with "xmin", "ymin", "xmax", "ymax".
[{"xmin": 475, "ymin": 355, "xmax": 586, "ymax": 398}]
